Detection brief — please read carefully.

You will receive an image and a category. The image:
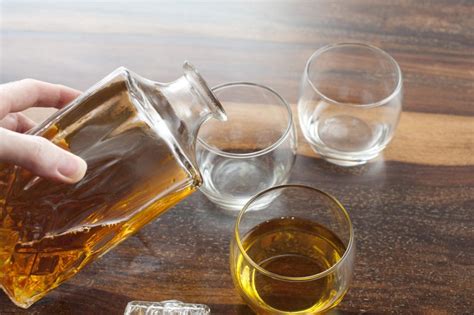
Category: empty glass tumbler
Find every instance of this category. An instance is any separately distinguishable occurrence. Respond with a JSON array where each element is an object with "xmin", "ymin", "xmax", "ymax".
[
  {"xmin": 298, "ymin": 43, "xmax": 403, "ymax": 166},
  {"xmin": 196, "ymin": 82, "xmax": 297, "ymax": 211}
]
